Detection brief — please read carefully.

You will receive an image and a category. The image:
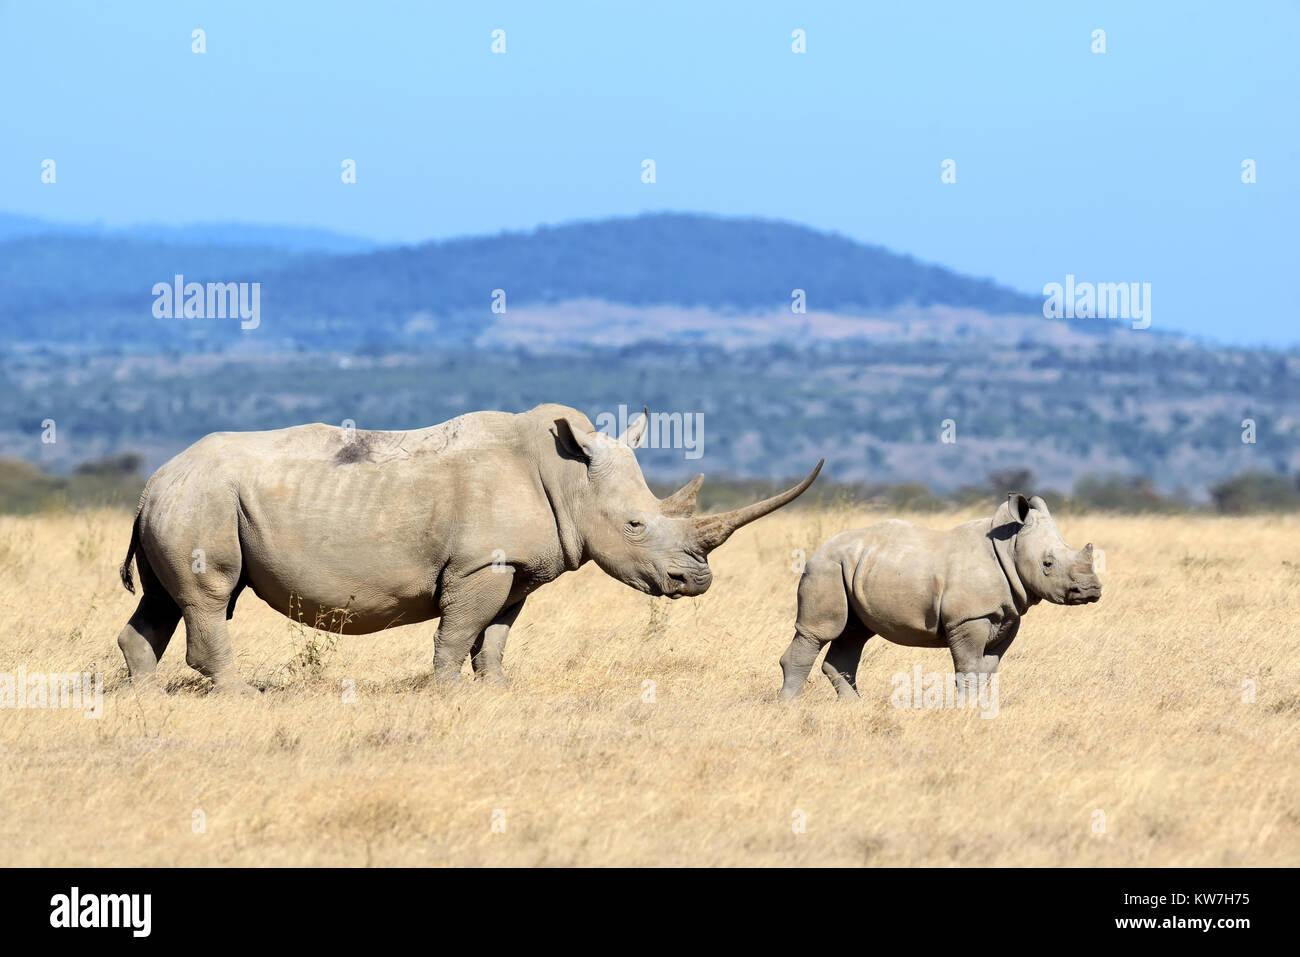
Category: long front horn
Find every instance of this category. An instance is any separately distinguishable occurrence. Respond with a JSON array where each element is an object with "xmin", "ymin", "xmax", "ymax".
[{"xmin": 691, "ymin": 459, "xmax": 824, "ymax": 553}]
